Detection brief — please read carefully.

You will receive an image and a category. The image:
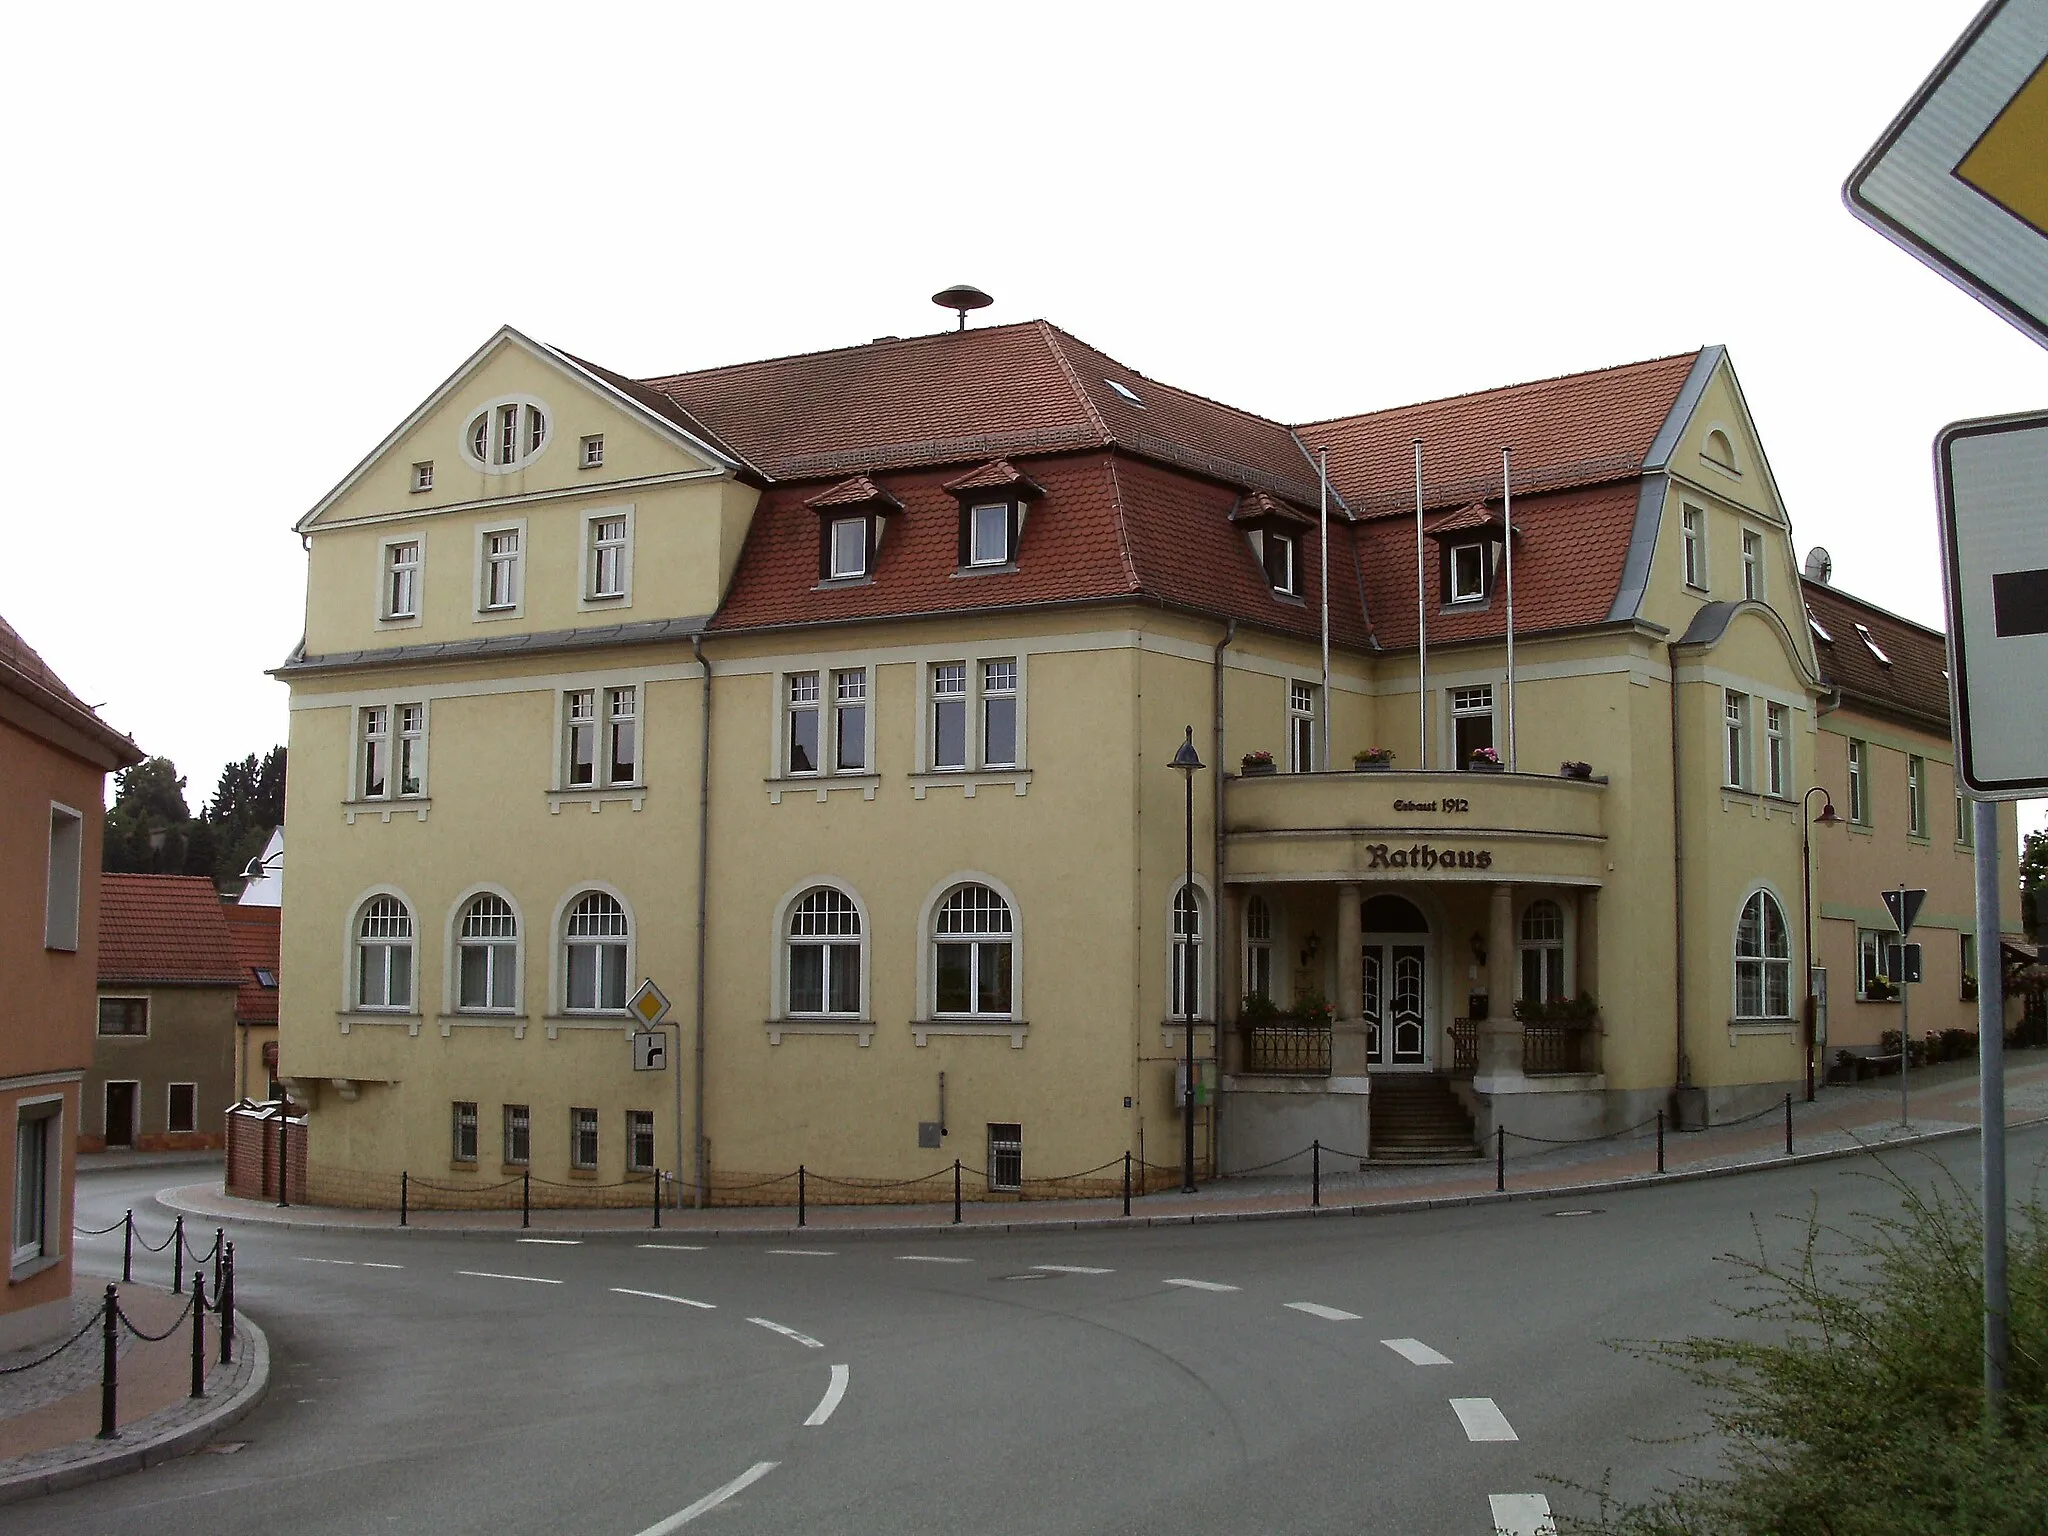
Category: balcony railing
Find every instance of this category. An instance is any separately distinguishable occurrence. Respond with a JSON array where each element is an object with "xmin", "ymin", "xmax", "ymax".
[
  {"xmin": 1445, "ymin": 1017, "xmax": 1598, "ymax": 1076},
  {"xmin": 1240, "ymin": 1020, "xmax": 1332, "ymax": 1076},
  {"xmin": 1448, "ymin": 1018, "xmax": 1478, "ymax": 1076}
]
